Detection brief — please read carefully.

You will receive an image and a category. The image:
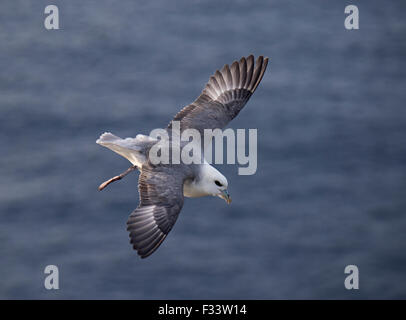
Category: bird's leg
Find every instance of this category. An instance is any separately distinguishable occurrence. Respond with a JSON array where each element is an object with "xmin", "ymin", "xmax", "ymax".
[{"xmin": 98, "ymin": 165, "xmax": 137, "ymax": 191}]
